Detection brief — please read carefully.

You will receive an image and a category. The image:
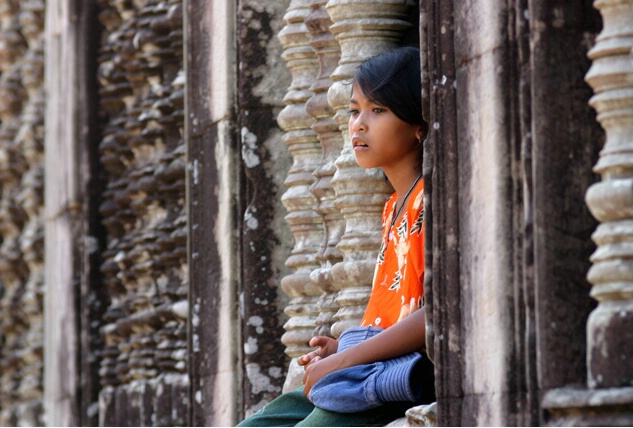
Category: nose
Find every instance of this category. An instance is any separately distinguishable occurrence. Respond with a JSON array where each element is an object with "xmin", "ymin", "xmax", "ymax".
[{"xmin": 350, "ymin": 113, "xmax": 366, "ymax": 132}]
